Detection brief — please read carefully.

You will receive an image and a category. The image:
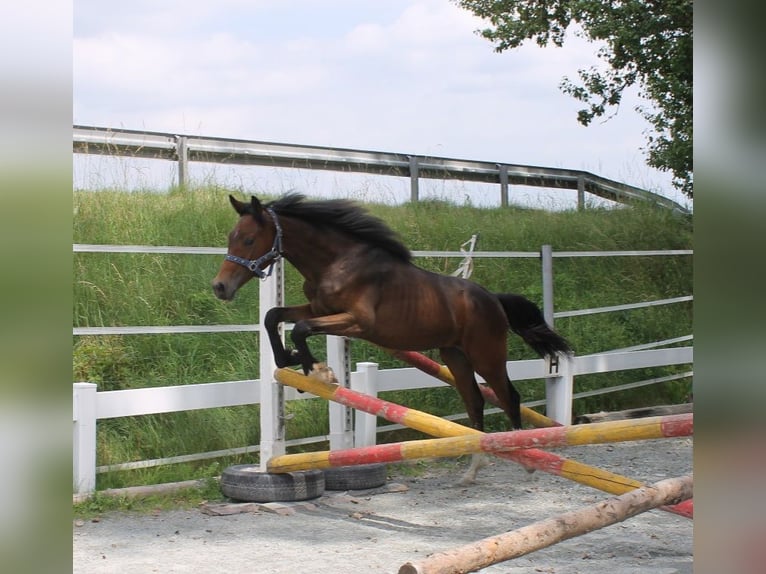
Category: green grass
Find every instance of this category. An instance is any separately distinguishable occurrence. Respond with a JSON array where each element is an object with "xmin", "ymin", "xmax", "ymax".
[
  {"xmin": 73, "ymin": 475, "xmax": 222, "ymax": 519},
  {"xmin": 73, "ymin": 186, "xmax": 692, "ymax": 491}
]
